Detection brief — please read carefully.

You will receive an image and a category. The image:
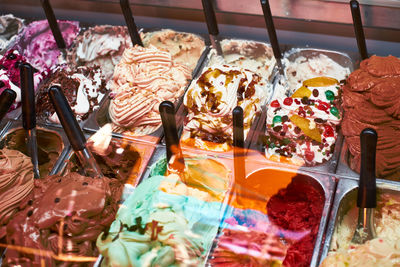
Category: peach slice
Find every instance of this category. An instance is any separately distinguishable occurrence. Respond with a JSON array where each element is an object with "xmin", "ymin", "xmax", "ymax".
[
  {"xmin": 290, "ymin": 114, "xmax": 322, "ymax": 142},
  {"xmin": 292, "ymin": 86, "xmax": 312, "ymax": 98},
  {"xmin": 303, "ymin": 77, "xmax": 339, "ymax": 87}
]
